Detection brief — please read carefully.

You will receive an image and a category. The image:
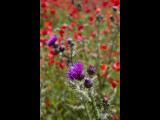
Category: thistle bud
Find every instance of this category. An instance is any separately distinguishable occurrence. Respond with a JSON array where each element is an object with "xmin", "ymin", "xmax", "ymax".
[
  {"xmin": 96, "ymin": 13, "xmax": 104, "ymax": 21},
  {"xmin": 53, "ymin": 41, "xmax": 59, "ymax": 48},
  {"xmin": 77, "ymin": 71, "xmax": 85, "ymax": 81},
  {"xmin": 110, "ymin": 15, "xmax": 114, "ymax": 22},
  {"xmin": 107, "ymin": 103, "xmax": 110, "ymax": 106},
  {"xmin": 54, "ymin": 48, "xmax": 60, "ymax": 55},
  {"xmin": 59, "ymin": 45, "xmax": 65, "ymax": 52},
  {"xmin": 87, "ymin": 65, "xmax": 96, "ymax": 75},
  {"xmin": 113, "ymin": 6, "xmax": 117, "ymax": 12},
  {"xmin": 67, "ymin": 38, "xmax": 73, "ymax": 44},
  {"xmin": 84, "ymin": 78, "xmax": 93, "ymax": 88},
  {"xmin": 70, "ymin": 41, "xmax": 75, "ymax": 47},
  {"xmin": 77, "ymin": 3, "xmax": 82, "ymax": 11},
  {"xmin": 102, "ymin": 97, "xmax": 108, "ymax": 104}
]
